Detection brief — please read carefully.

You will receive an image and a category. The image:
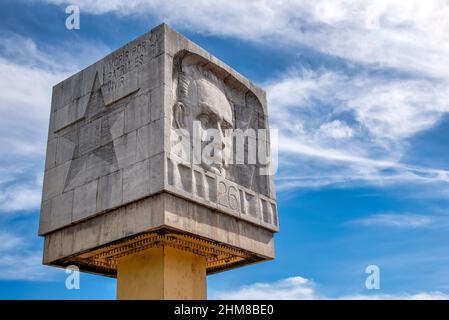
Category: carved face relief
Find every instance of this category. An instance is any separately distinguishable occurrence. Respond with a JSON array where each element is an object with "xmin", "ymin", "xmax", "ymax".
[
  {"xmin": 174, "ymin": 66, "xmax": 233, "ymax": 176},
  {"xmin": 171, "ymin": 55, "xmax": 271, "ymax": 200},
  {"xmin": 193, "ymin": 78, "xmax": 233, "ymax": 175}
]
